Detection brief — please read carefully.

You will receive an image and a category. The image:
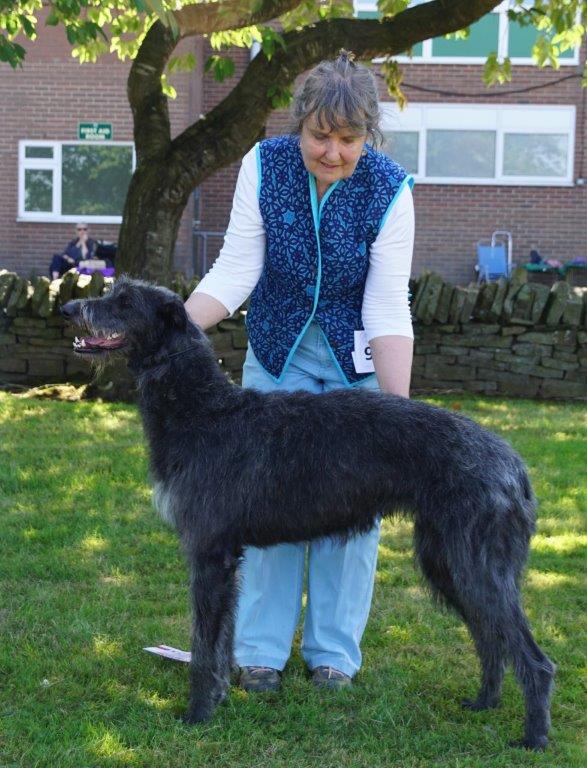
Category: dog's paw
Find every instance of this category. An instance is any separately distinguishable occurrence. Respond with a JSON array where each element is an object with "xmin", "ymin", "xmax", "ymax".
[
  {"xmin": 509, "ymin": 735, "xmax": 549, "ymax": 752},
  {"xmin": 180, "ymin": 707, "xmax": 212, "ymax": 725},
  {"xmin": 460, "ymin": 697, "xmax": 499, "ymax": 711}
]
